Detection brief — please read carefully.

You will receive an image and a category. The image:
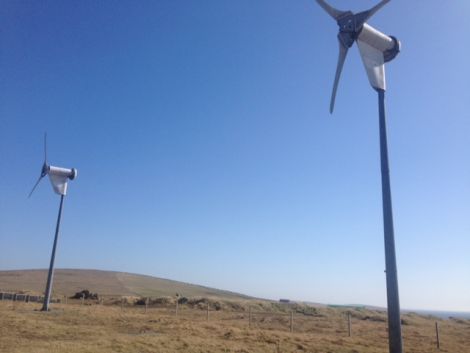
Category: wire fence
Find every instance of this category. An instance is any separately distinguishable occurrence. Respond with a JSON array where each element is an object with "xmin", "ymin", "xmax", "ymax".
[
  {"xmin": 0, "ymin": 290, "xmax": 365, "ymax": 334},
  {"xmin": 0, "ymin": 290, "xmax": 453, "ymax": 350}
]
